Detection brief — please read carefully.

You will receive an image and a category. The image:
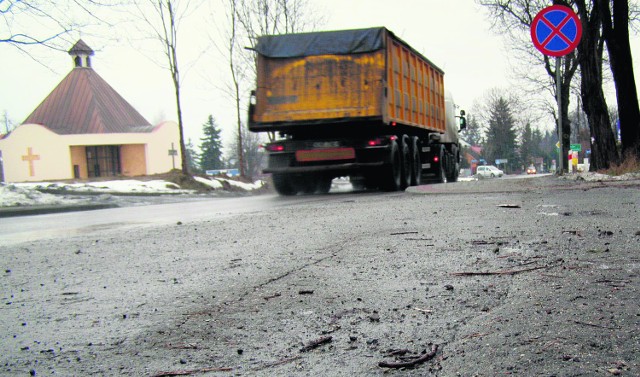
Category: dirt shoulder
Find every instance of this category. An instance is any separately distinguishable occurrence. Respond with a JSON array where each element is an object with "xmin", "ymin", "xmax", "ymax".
[{"xmin": 0, "ymin": 176, "xmax": 638, "ymax": 376}]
